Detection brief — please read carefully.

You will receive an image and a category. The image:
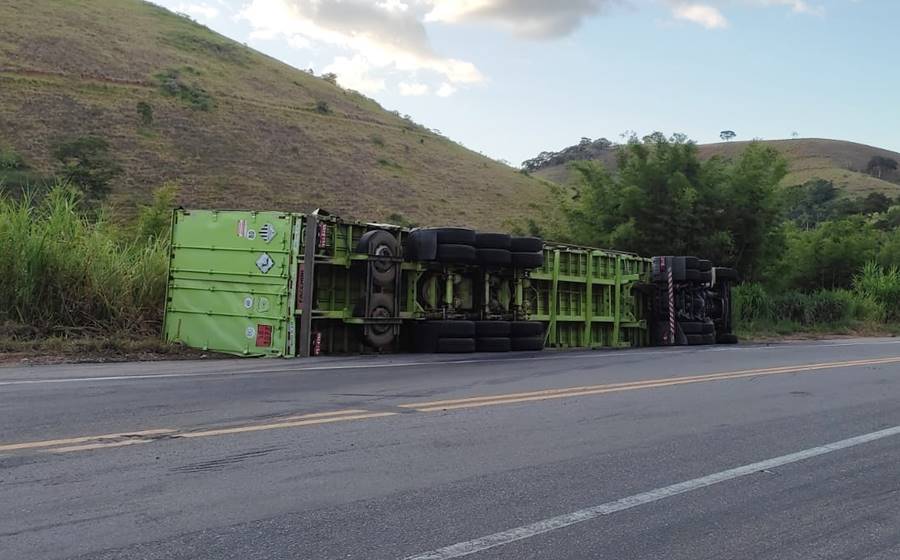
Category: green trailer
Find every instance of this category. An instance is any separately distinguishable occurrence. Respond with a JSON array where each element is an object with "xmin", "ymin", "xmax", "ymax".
[{"xmin": 164, "ymin": 209, "xmax": 732, "ymax": 357}]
